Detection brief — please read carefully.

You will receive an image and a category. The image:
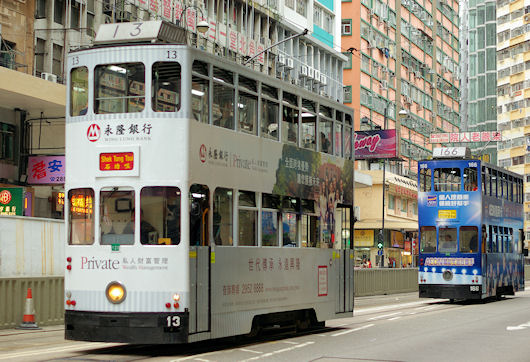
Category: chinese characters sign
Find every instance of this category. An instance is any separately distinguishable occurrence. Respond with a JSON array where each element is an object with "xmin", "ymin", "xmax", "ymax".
[
  {"xmin": 27, "ymin": 156, "xmax": 65, "ymax": 184},
  {"xmin": 430, "ymin": 131, "xmax": 502, "ymax": 144},
  {"xmin": 0, "ymin": 188, "xmax": 23, "ymax": 216},
  {"xmin": 70, "ymin": 194, "xmax": 93, "ymax": 215},
  {"xmin": 99, "ymin": 152, "xmax": 134, "ymax": 171}
]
